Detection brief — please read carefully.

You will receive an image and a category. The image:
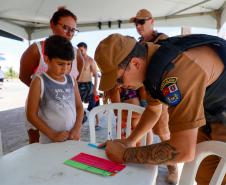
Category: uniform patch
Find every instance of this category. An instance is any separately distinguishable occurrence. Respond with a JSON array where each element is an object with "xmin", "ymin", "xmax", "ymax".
[{"xmin": 160, "ymin": 77, "xmax": 181, "ymax": 106}]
